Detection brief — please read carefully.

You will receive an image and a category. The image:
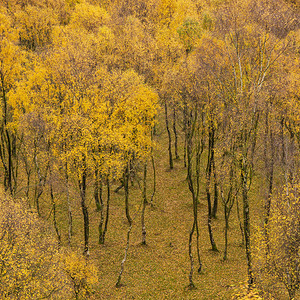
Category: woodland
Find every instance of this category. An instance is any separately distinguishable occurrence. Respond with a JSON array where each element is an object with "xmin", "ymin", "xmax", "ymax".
[{"xmin": 0, "ymin": 0, "xmax": 299, "ymax": 299}]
